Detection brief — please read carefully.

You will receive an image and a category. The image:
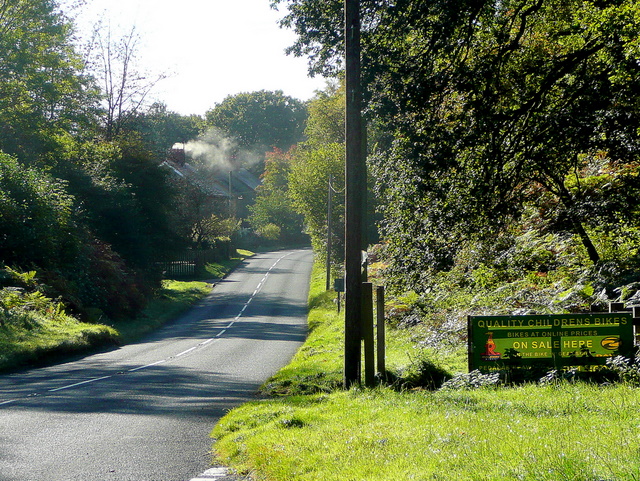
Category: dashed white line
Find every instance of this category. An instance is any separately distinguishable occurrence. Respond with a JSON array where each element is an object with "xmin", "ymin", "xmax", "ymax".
[
  {"xmin": 127, "ymin": 359, "xmax": 166, "ymax": 372},
  {"xmin": 176, "ymin": 346, "xmax": 197, "ymax": 357},
  {"xmin": 48, "ymin": 375, "xmax": 113, "ymax": 393}
]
